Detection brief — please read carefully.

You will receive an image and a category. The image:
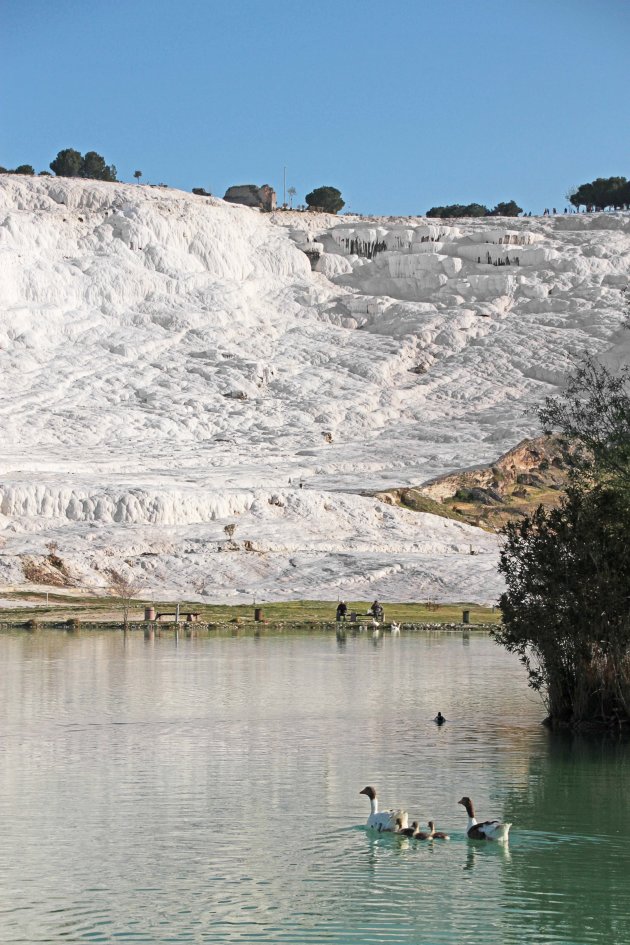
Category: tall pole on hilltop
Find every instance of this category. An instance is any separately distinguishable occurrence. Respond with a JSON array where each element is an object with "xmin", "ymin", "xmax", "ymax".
[{"xmin": 283, "ymin": 166, "xmax": 286, "ymax": 208}]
